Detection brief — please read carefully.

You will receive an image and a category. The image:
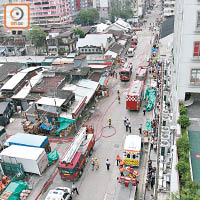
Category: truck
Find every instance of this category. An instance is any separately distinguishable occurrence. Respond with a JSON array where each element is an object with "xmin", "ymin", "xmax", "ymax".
[
  {"xmin": 135, "ymin": 66, "xmax": 147, "ymax": 81},
  {"xmin": 127, "ymin": 48, "xmax": 135, "ymax": 57},
  {"xmin": 0, "ymin": 145, "xmax": 49, "ymax": 175},
  {"xmin": 3, "ymin": 133, "xmax": 51, "ymax": 153},
  {"xmin": 126, "ymin": 80, "xmax": 144, "ymax": 111},
  {"xmin": 123, "ymin": 135, "xmax": 141, "ymax": 167},
  {"xmin": 58, "ymin": 126, "xmax": 95, "ymax": 181}
]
